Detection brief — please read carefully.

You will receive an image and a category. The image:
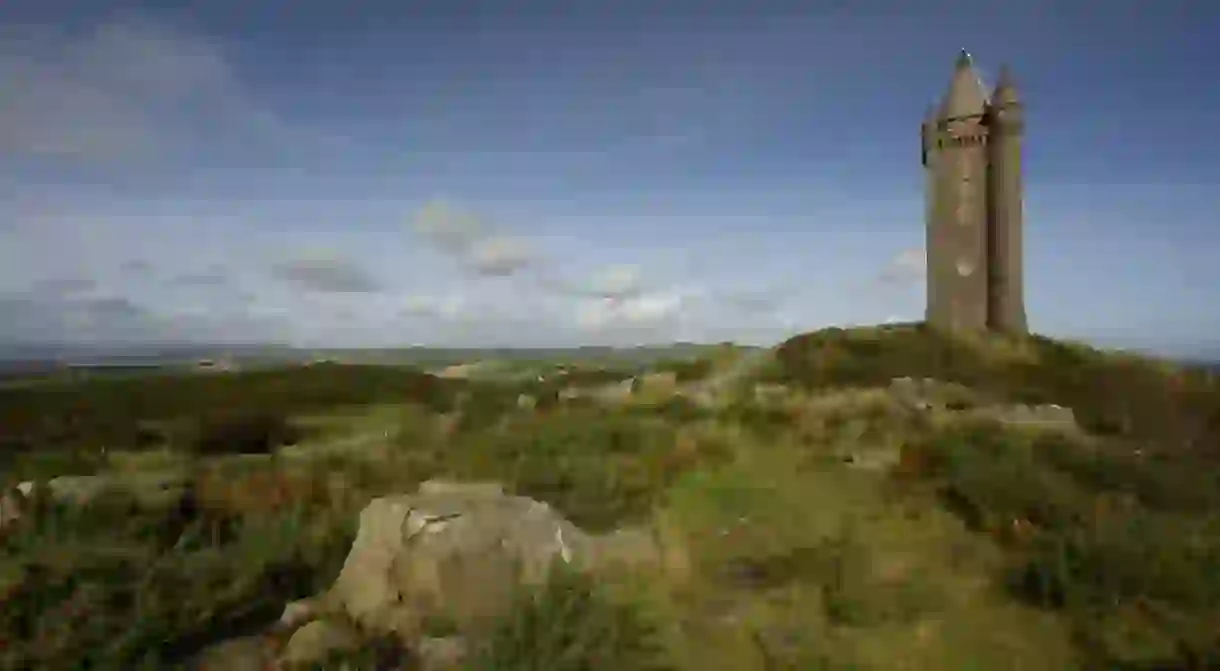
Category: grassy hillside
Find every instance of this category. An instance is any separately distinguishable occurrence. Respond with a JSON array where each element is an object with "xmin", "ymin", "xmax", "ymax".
[
  {"xmin": 1, "ymin": 325, "xmax": 1218, "ymax": 669},
  {"xmin": 773, "ymin": 323, "xmax": 1220, "ymax": 457}
]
